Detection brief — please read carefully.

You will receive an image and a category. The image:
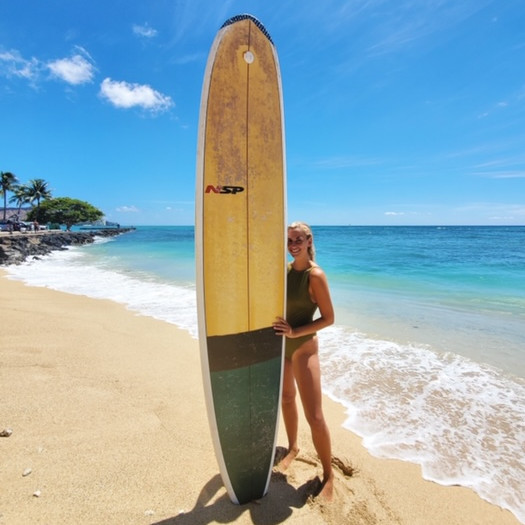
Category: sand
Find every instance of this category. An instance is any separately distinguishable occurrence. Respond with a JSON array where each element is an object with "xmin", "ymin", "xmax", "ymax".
[{"xmin": 0, "ymin": 269, "xmax": 520, "ymax": 524}]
